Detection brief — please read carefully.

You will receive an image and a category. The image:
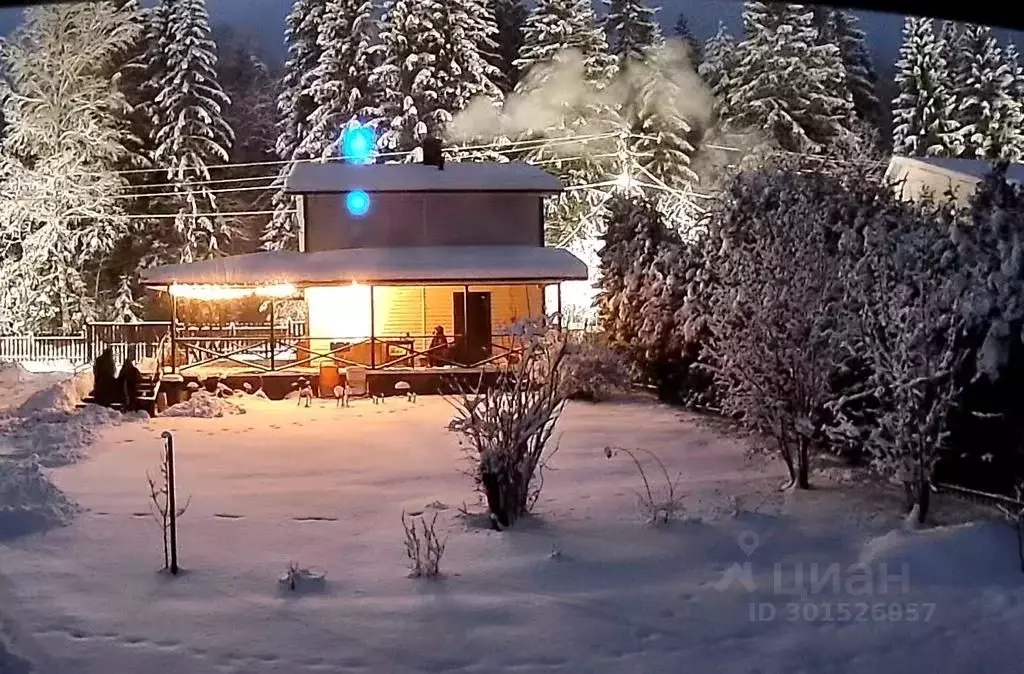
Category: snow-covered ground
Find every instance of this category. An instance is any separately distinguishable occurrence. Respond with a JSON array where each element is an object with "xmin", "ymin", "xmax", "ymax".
[{"xmin": 1, "ymin": 370, "xmax": 1022, "ymax": 673}]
